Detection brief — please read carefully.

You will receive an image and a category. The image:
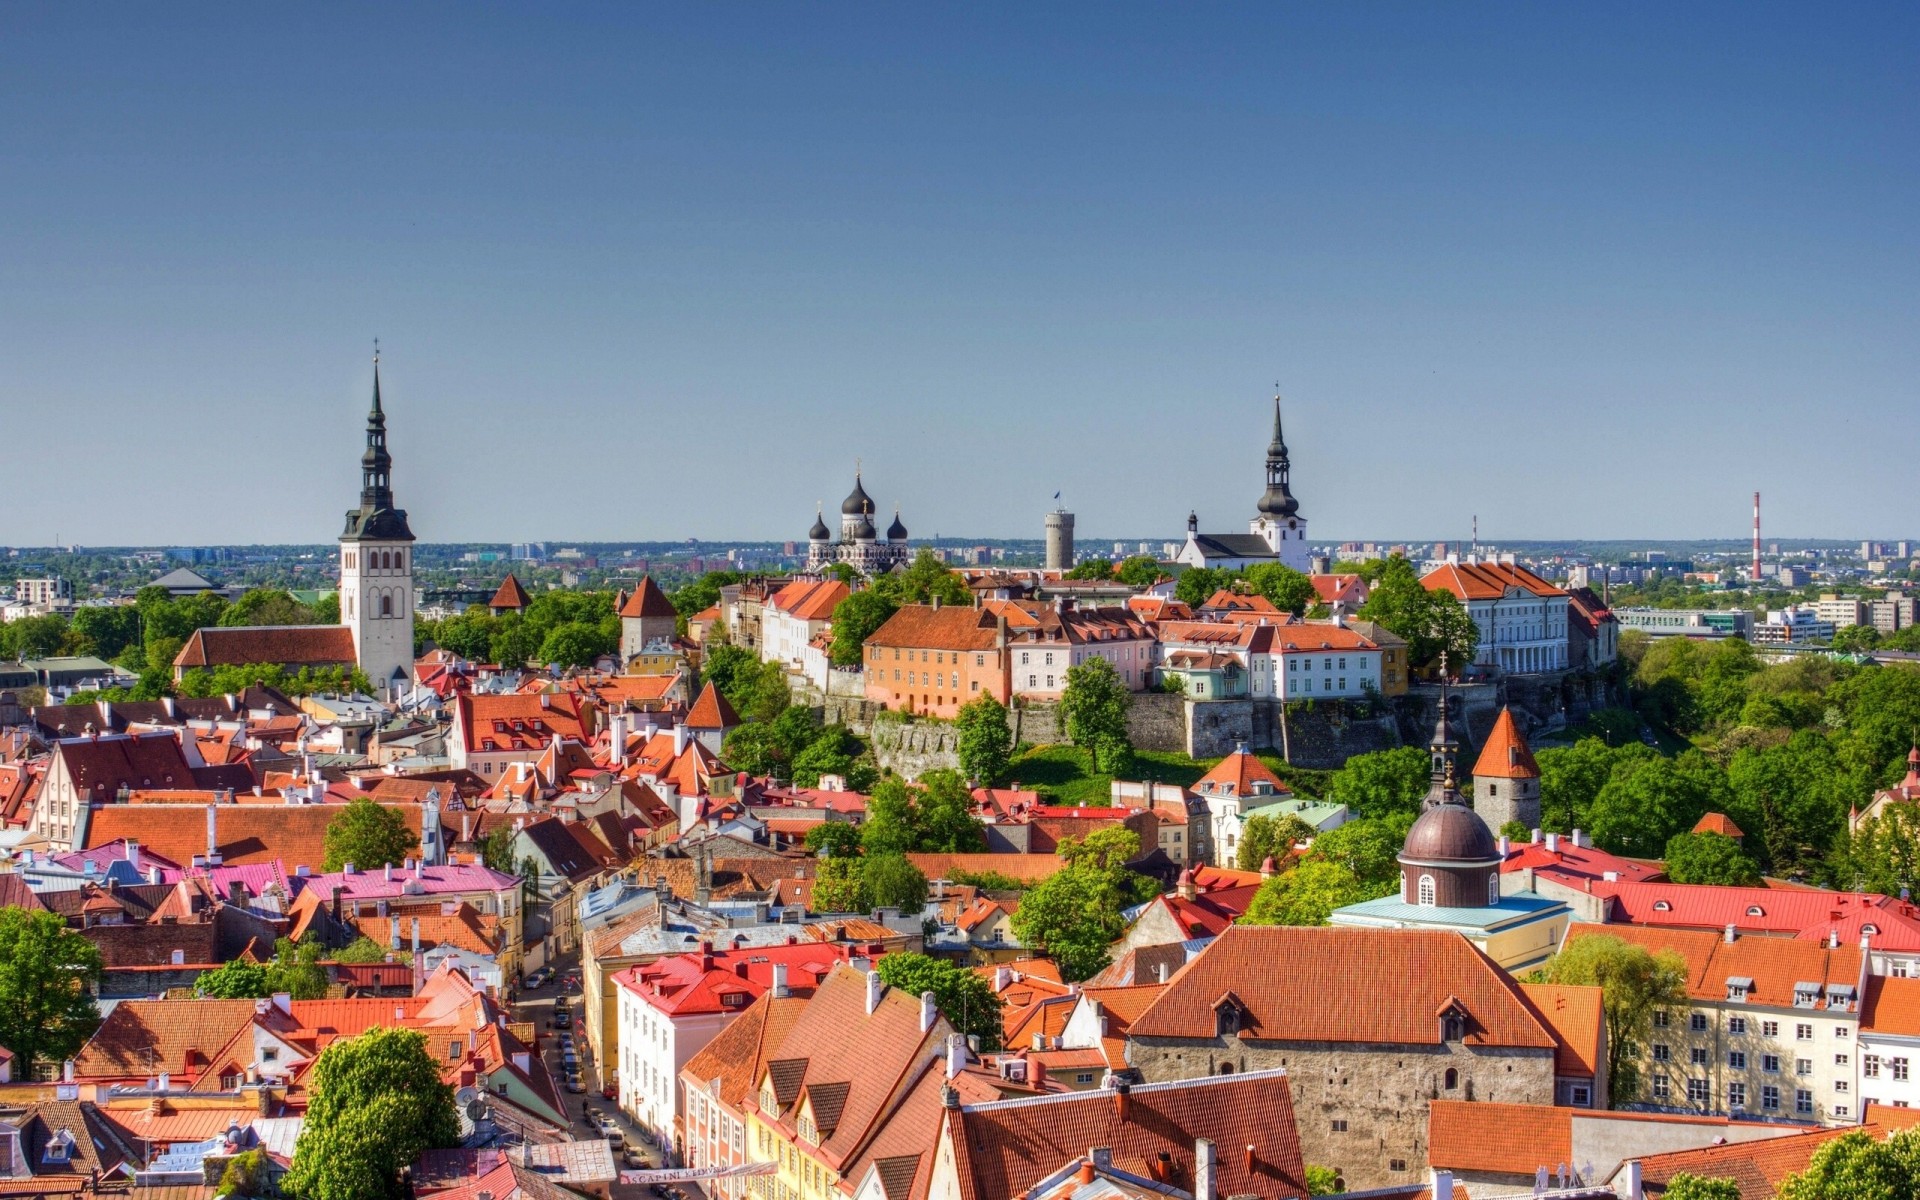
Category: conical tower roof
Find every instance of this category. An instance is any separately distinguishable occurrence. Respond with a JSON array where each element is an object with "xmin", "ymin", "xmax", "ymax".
[
  {"xmin": 1472, "ymin": 707, "xmax": 1540, "ymax": 780},
  {"xmin": 488, "ymin": 573, "xmax": 531, "ymax": 610},
  {"xmin": 619, "ymin": 575, "xmax": 678, "ymax": 620}
]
